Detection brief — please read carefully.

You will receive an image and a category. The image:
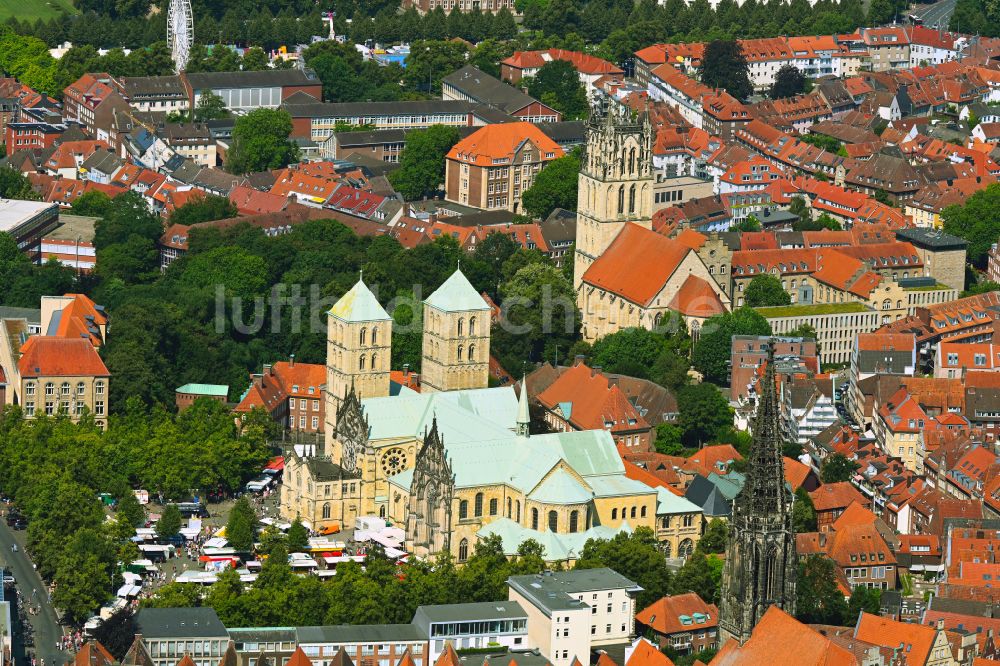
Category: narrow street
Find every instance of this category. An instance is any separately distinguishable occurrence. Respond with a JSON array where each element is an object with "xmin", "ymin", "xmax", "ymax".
[
  {"xmin": 910, "ymin": 0, "xmax": 958, "ymax": 30},
  {"xmin": 0, "ymin": 521, "xmax": 68, "ymax": 666}
]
